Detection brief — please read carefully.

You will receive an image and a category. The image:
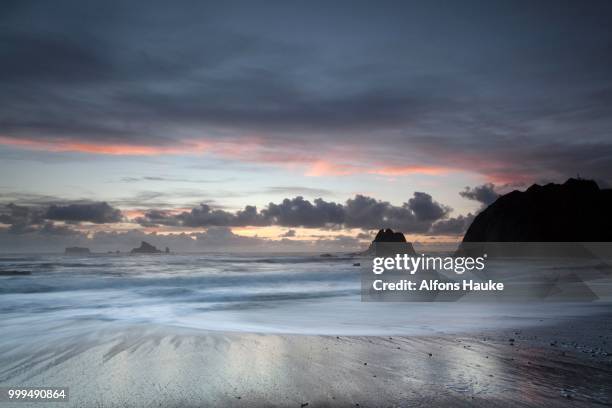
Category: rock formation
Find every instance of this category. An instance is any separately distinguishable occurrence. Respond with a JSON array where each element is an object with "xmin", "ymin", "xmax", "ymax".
[
  {"xmin": 365, "ymin": 228, "xmax": 416, "ymax": 256},
  {"xmin": 463, "ymin": 178, "xmax": 612, "ymax": 242},
  {"xmin": 64, "ymin": 247, "xmax": 91, "ymax": 255},
  {"xmin": 130, "ymin": 241, "xmax": 162, "ymax": 254},
  {"xmin": 372, "ymin": 228, "xmax": 408, "ymax": 243}
]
